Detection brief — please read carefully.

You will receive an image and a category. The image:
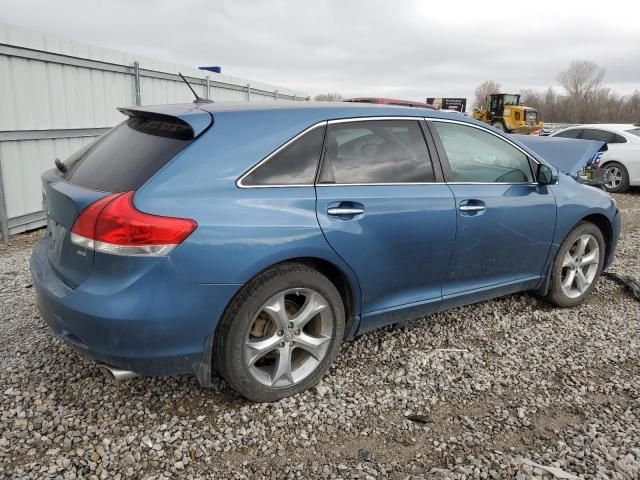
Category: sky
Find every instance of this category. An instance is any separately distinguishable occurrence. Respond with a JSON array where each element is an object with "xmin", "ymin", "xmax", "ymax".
[{"xmin": 1, "ymin": 0, "xmax": 639, "ymax": 104}]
